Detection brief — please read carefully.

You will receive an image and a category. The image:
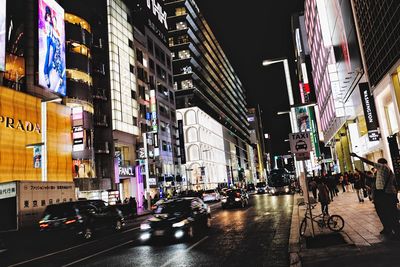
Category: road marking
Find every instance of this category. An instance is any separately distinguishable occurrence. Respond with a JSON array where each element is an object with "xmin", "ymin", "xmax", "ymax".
[
  {"xmin": 61, "ymin": 240, "xmax": 133, "ymax": 267},
  {"xmin": 160, "ymin": 236, "xmax": 209, "ymax": 267},
  {"xmin": 8, "ymin": 226, "xmax": 140, "ymax": 267}
]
